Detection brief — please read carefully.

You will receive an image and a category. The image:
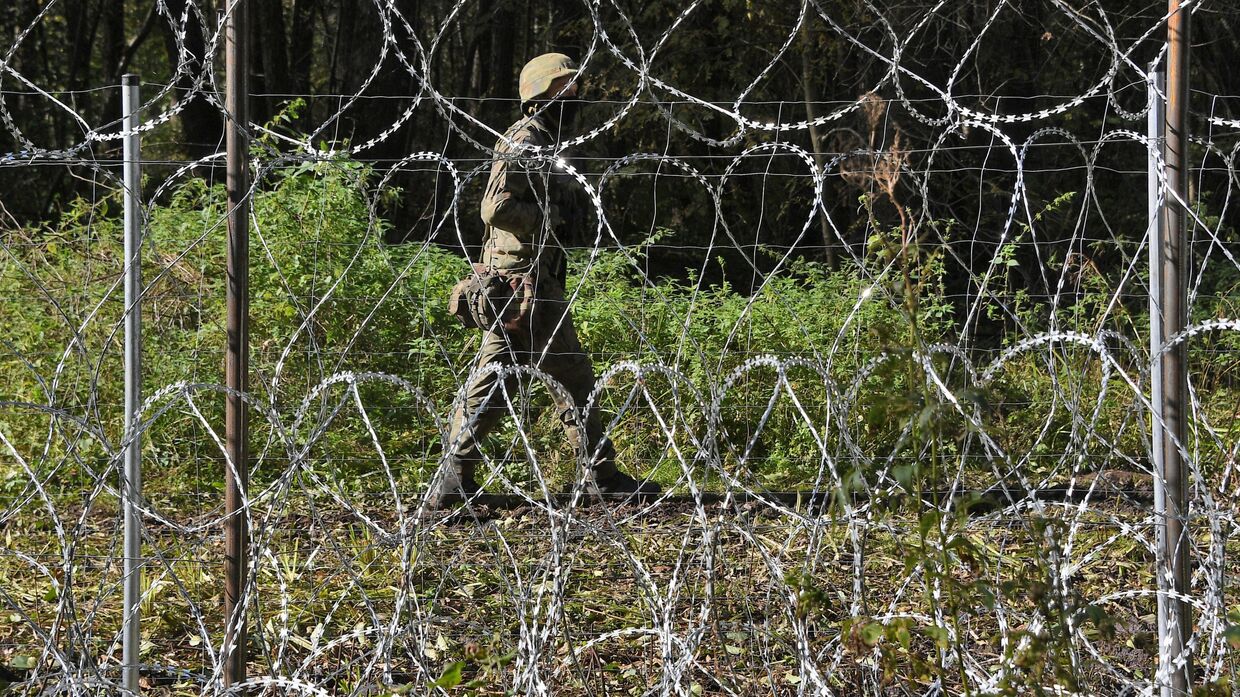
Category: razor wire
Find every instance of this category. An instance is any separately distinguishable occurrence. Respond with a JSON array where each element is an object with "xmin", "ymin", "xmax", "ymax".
[{"xmin": 2, "ymin": 0, "xmax": 1240, "ymax": 695}]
